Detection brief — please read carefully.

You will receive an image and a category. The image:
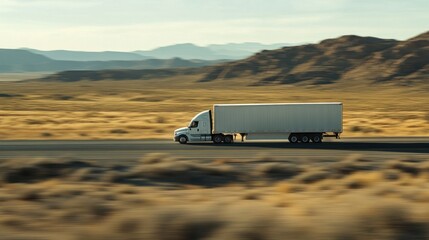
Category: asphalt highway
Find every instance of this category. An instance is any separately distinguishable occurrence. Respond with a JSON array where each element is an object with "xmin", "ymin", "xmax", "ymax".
[{"xmin": 0, "ymin": 138, "xmax": 428, "ymax": 163}]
